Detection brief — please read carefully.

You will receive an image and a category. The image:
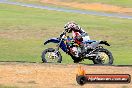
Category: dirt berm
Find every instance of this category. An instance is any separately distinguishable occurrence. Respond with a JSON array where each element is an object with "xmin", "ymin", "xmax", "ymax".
[{"xmin": 0, "ymin": 62, "xmax": 131, "ymax": 88}]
